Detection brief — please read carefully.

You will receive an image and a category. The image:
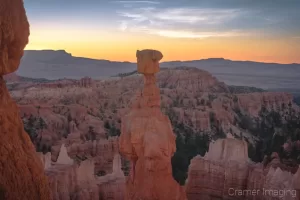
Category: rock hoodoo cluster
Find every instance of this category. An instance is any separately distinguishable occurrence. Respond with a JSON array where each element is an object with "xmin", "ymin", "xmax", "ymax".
[
  {"xmin": 0, "ymin": 0, "xmax": 52, "ymax": 199},
  {"xmin": 77, "ymin": 77, "xmax": 93, "ymax": 87},
  {"xmin": 38, "ymin": 77, "xmax": 93, "ymax": 89},
  {"xmin": 38, "ymin": 143, "xmax": 125, "ymax": 200},
  {"xmin": 119, "ymin": 49, "xmax": 187, "ymax": 200},
  {"xmin": 237, "ymin": 92, "xmax": 294, "ymax": 116},
  {"xmin": 51, "ymin": 131, "xmax": 120, "ymax": 175},
  {"xmin": 186, "ymin": 138, "xmax": 300, "ymax": 200}
]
